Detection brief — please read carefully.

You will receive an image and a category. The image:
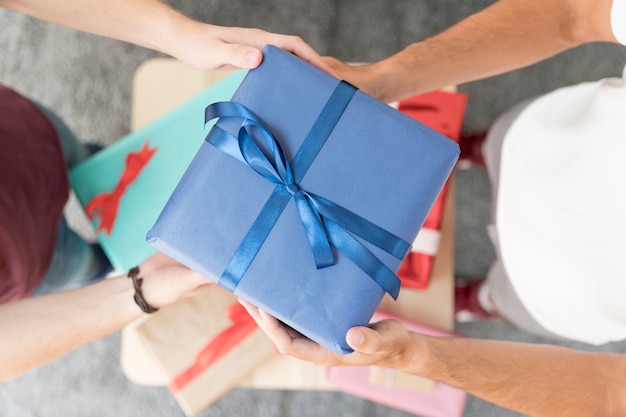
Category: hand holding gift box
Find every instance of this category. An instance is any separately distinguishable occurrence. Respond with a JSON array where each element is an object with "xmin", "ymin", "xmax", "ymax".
[
  {"xmin": 325, "ymin": 310, "xmax": 467, "ymax": 417},
  {"xmin": 147, "ymin": 45, "xmax": 459, "ymax": 354},
  {"xmin": 241, "ymin": 302, "xmax": 466, "ymax": 417}
]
